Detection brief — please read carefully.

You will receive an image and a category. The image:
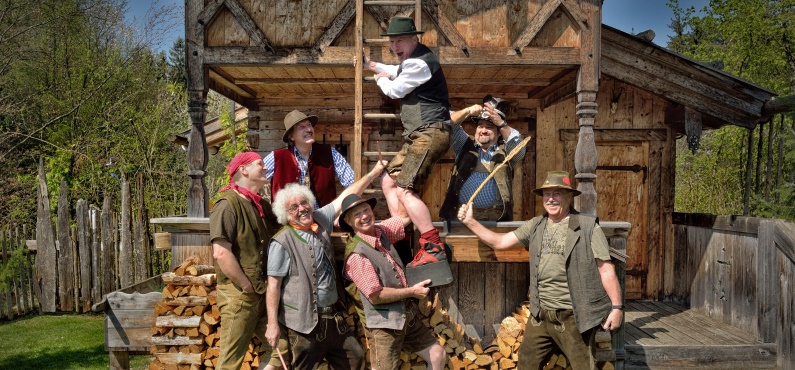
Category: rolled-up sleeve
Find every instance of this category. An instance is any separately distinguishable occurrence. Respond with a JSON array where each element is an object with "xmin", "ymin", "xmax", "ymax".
[{"xmin": 375, "ymin": 59, "xmax": 432, "ymax": 99}]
